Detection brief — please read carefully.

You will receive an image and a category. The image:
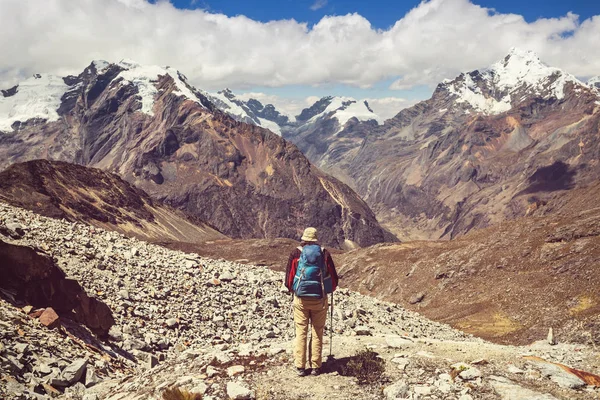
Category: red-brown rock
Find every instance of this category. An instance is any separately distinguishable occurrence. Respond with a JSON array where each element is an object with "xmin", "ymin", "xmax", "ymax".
[{"xmin": 39, "ymin": 308, "xmax": 60, "ymax": 329}]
